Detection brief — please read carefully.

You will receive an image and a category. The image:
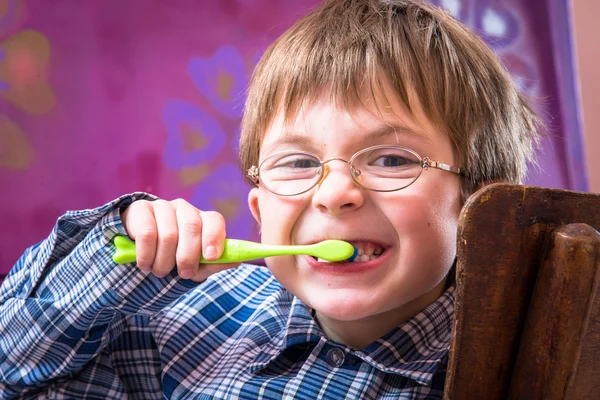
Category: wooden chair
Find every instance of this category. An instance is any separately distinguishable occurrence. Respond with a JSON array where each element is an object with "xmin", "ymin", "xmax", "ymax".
[{"xmin": 444, "ymin": 183, "xmax": 600, "ymax": 400}]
